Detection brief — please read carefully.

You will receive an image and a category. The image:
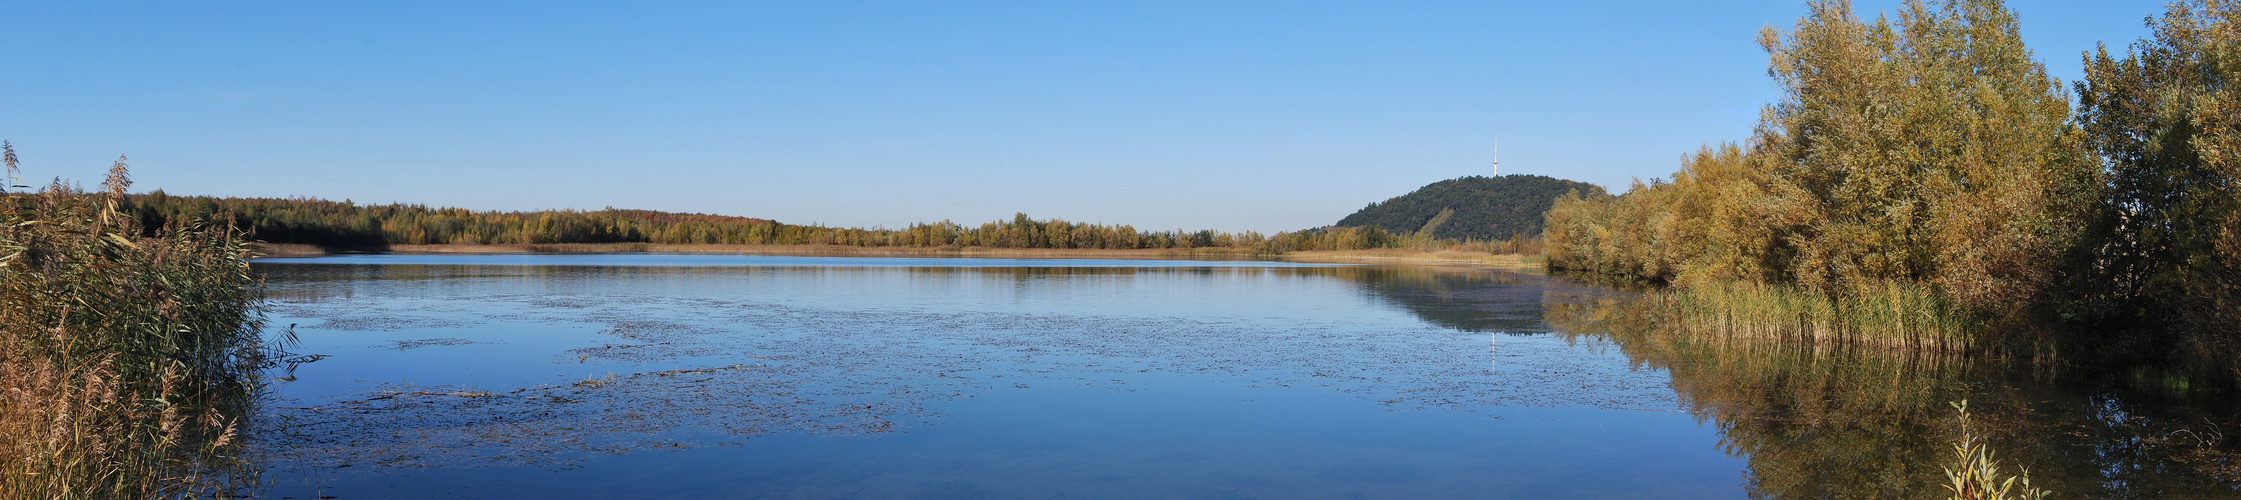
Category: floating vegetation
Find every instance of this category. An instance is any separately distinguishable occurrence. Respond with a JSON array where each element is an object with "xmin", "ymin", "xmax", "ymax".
[
  {"xmin": 393, "ymin": 338, "xmax": 478, "ymax": 350},
  {"xmin": 252, "ymin": 264, "xmax": 1682, "ymax": 475},
  {"xmin": 303, "ymin": 315, "xmax": 470, "ymax": 332}
]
